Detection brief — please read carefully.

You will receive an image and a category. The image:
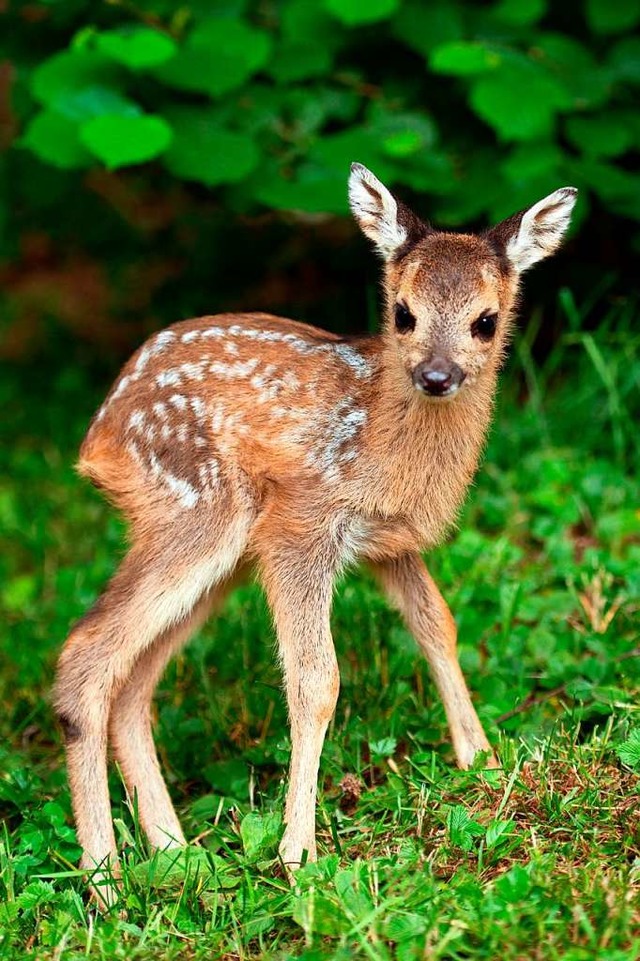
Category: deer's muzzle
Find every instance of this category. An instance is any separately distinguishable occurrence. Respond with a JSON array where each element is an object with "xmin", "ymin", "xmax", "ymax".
[{"xmin": 412, "ymin": 359, "xmax": 466, "ymax": 397}]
